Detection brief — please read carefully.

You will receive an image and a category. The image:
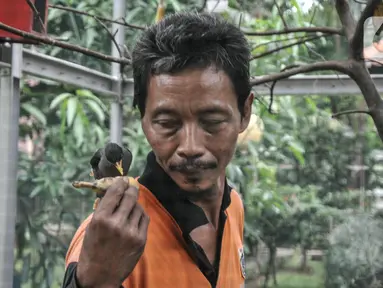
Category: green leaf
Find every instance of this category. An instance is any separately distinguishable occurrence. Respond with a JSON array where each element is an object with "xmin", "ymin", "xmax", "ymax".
[
  {"xmin": 73, "ymin": 116, "xmax": 84, "ymax": 147},
  {"xmin": 84, "ymin": 99, "xmax": 105, "ymax": 123},
  {"xmin": 94, "ymin": 126, "xmax": 105, "ymax": 144},
  {"xmin": 66, "ymin": 97, "xmax": 79, "ymax": 127},
  {"xmin": 50, "ymin": 93, "xmax": 73, "ymax": 110},
  {"xmin": 288, "ymin": 141, "xmax": 305, "ymax": 165},
  {"xmin": 29, "ymin": 186, "xmax": 43, "ymax": 198},
  {"xmin": 21, "ymin": 103, "xmax": 47, "ymax": 126}
]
